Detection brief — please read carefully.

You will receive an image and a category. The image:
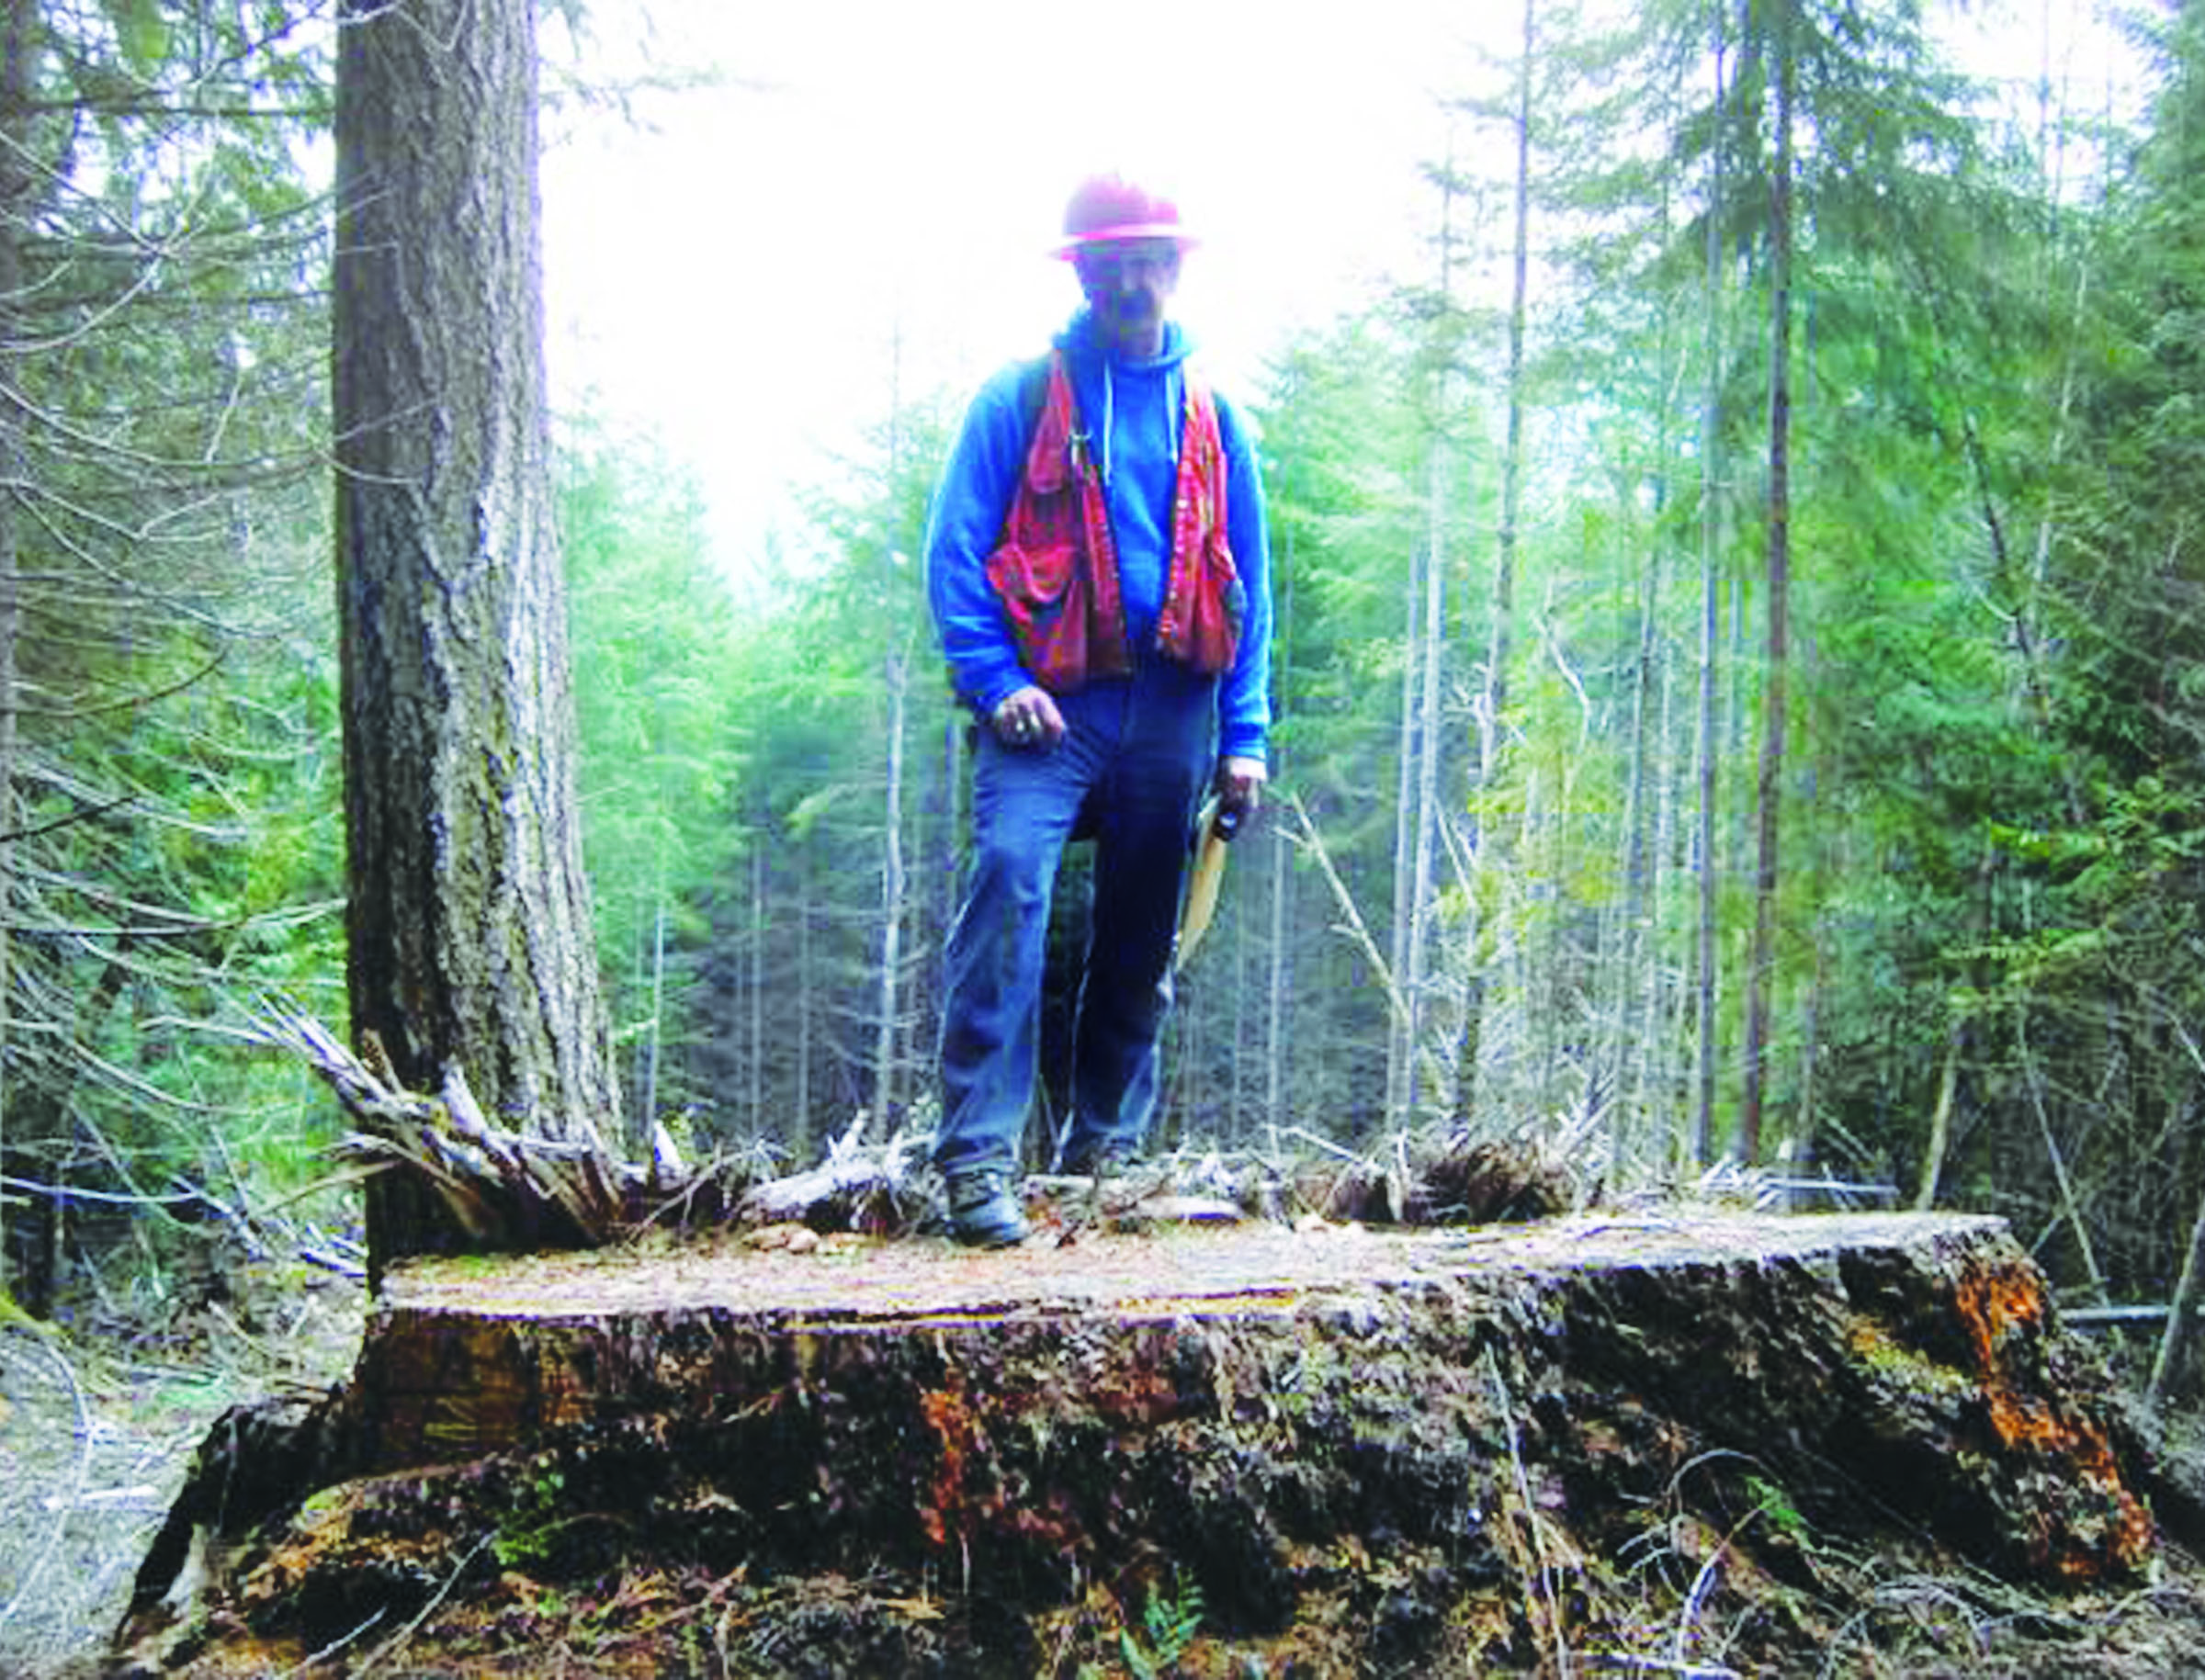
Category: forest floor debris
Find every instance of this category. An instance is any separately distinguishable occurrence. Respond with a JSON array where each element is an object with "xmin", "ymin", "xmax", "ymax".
[{"xmin": 0, "ymin": 1261, "xmax": 366, "ymax": 1678}]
